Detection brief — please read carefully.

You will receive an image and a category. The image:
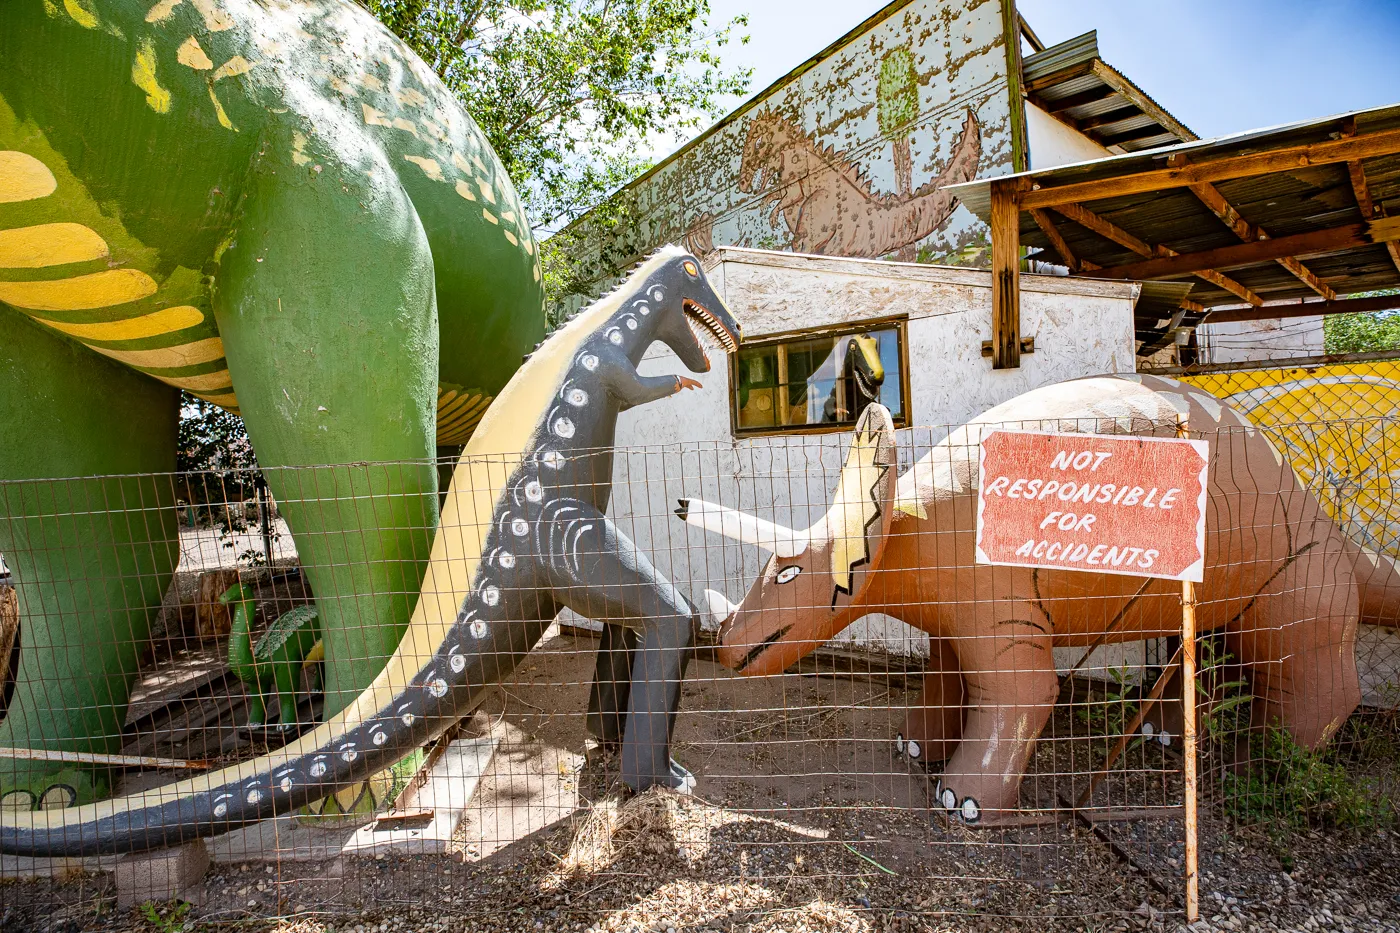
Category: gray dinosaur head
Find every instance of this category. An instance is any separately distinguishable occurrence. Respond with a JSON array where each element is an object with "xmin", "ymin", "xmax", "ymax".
[{"xmin": 612, "ymin": 245, "xmax": 740, "ymax": 373}]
